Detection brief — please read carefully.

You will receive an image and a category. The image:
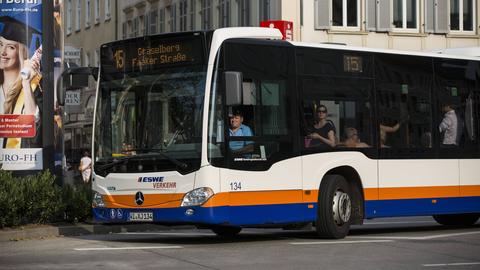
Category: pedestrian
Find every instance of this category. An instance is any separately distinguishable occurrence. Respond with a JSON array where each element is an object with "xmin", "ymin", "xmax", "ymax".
[{"xmin": 79, "ymin": 151, "xmax": 92, "ymax": 183}]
